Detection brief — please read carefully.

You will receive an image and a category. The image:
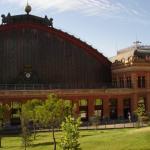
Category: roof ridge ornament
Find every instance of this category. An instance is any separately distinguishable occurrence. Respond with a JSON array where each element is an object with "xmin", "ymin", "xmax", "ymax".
[
  {"xmin": 1, "ymin": 1, "xmax": 53, "ymax": 27},
  {"xmin": 25, "ymin": 0, "xmax": 32, "ymax": 15}
]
